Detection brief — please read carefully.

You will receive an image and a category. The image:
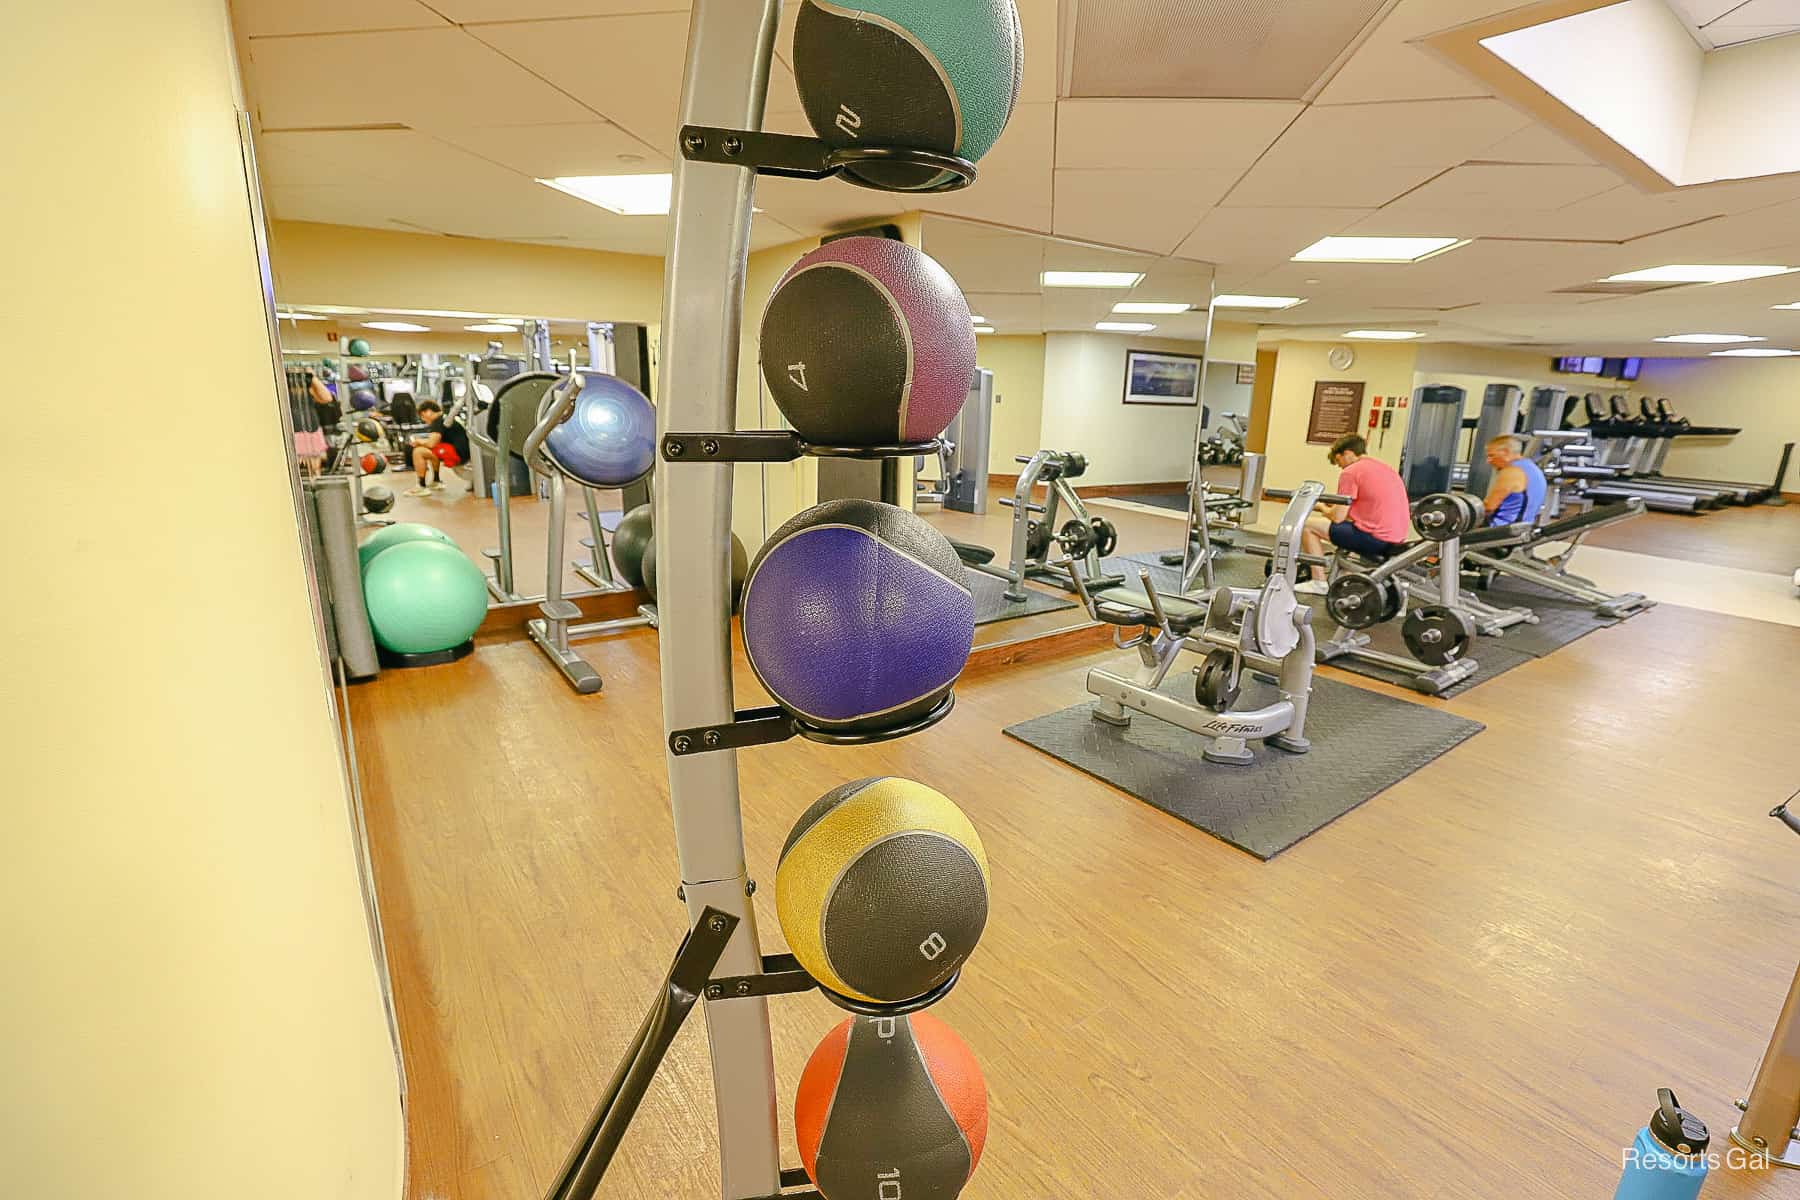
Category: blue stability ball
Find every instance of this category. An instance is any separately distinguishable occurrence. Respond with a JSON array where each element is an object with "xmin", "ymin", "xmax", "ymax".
[
  {"xmin": 542, "ymin": 371, "xmax": 656, "ymax": 488},
  {"xmin": 740, "ymin": 498, "xmax": 975, "ymax": 734},
  {"xmin": 362, "ymin": 540, "xmax": 488, "ymax": 655}
]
